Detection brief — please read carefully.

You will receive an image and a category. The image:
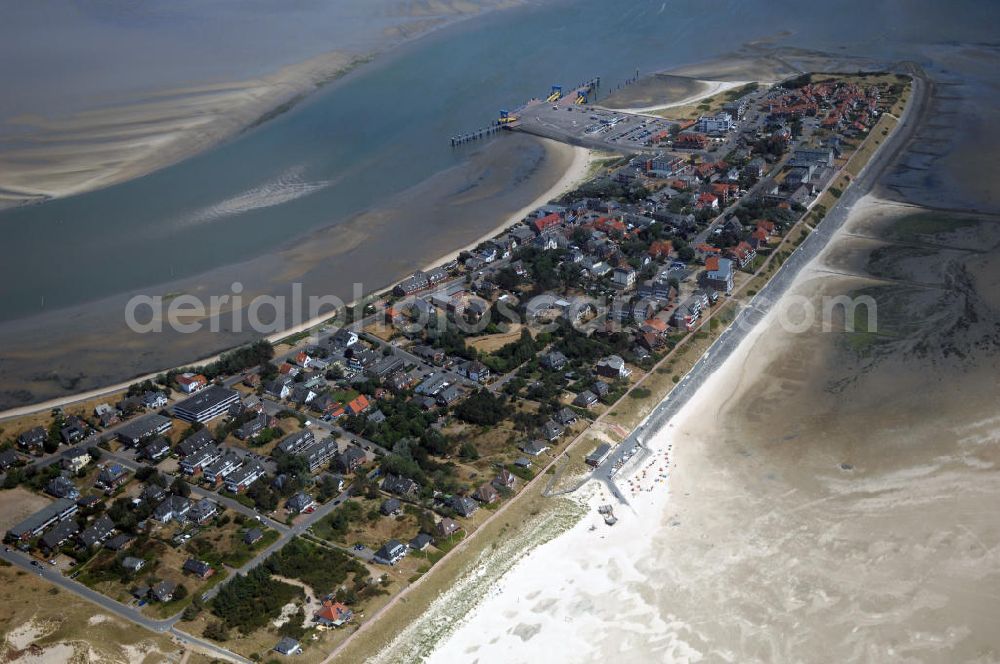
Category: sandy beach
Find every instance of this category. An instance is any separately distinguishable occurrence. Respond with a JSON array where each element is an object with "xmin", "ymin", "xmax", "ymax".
[
  {"xmin": 608, "ymin": 78, "xmax": 753, "ymax": 115},
  {"xmin": 394, "ymin": 187, "xmax": 1000, "ymax": 663},
  {"xmin": 0, "ymin": 52, "xmax": 359, "ymax": 206},
  {"xmin": 0, "ymin": 0, "xmax": 524, "ymax": 209},
  {"xmin": 422, "ymin": 141, "xmax": 595, "ymax": 272},
  {"xmin": 0, "ymin": 133, "xmax": 584, "ymax": 417},
  {"xmin": 373, "ymin": 47, "xmax": 1000, "ymax": 660}
]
